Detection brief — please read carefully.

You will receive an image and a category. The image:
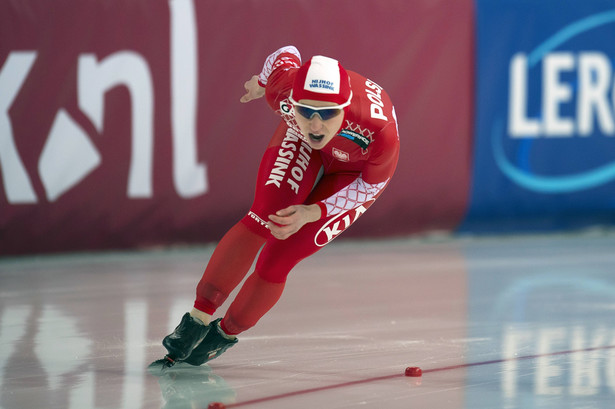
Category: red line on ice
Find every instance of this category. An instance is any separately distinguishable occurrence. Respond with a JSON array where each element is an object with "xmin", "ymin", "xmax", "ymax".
[{"xmin": 225, "ymin": 344, "xmax": 615, "ymax": 408}]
